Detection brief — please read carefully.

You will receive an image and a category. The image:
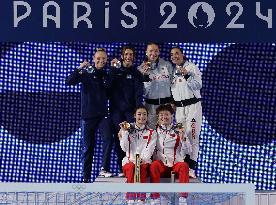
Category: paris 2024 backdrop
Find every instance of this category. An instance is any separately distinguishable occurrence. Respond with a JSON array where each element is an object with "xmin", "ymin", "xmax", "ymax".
[{"xmin": 0, "ymin": 42, "xmax": 275, "ymax": 190}]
